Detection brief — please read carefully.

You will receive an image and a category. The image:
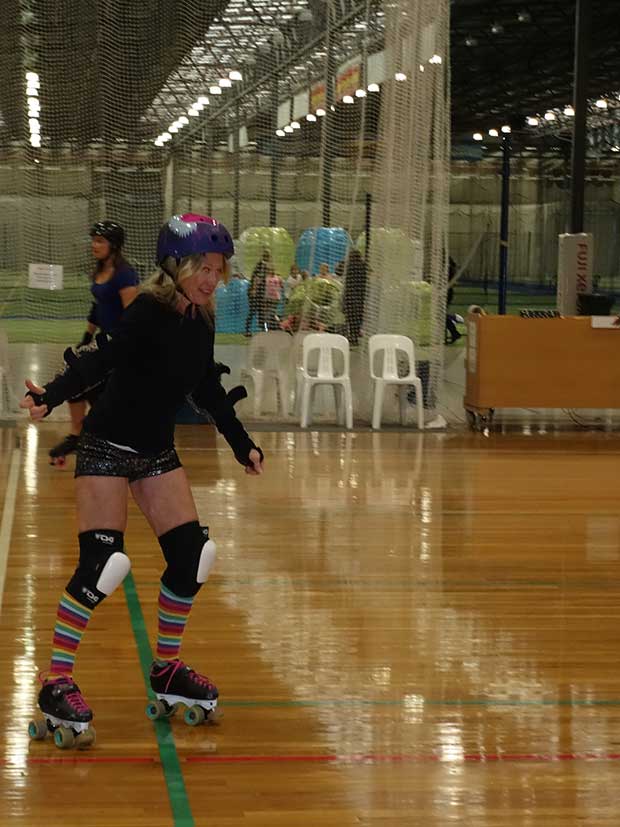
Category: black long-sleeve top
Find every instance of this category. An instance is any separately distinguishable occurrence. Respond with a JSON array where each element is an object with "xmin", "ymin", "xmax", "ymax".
[{"xmin": 39, "ymin": 293, "xmax": 257, "ymax": 464}]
